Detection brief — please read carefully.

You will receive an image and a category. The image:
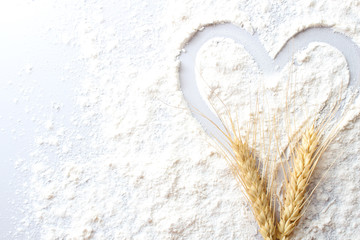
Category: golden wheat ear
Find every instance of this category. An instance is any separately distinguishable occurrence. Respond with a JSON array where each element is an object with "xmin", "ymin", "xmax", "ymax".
[
  {"xmin": 189, "ymin": 70, "xmax": 278, "ymax": 239},
  {"xmin": 277, "ymin": 114, "xmax": 342, "ymax": 240},
  {"xmin": 229, "ymin": 136, "xmax": 276, "ymax": 240},
  {"xmin": 276, "ymin": 78, "xmax": 346, "ymax": 240},
  {"xmin": 277, "ymin": 124, "xmax": 319, "ymax": 240},
  {"xmin": 214, "ymin": 112, "xmax": 277, "ymax": 240},
  {"xmin": 189, "ymin": 103, "xmax": 276, "ymax": 239}
]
